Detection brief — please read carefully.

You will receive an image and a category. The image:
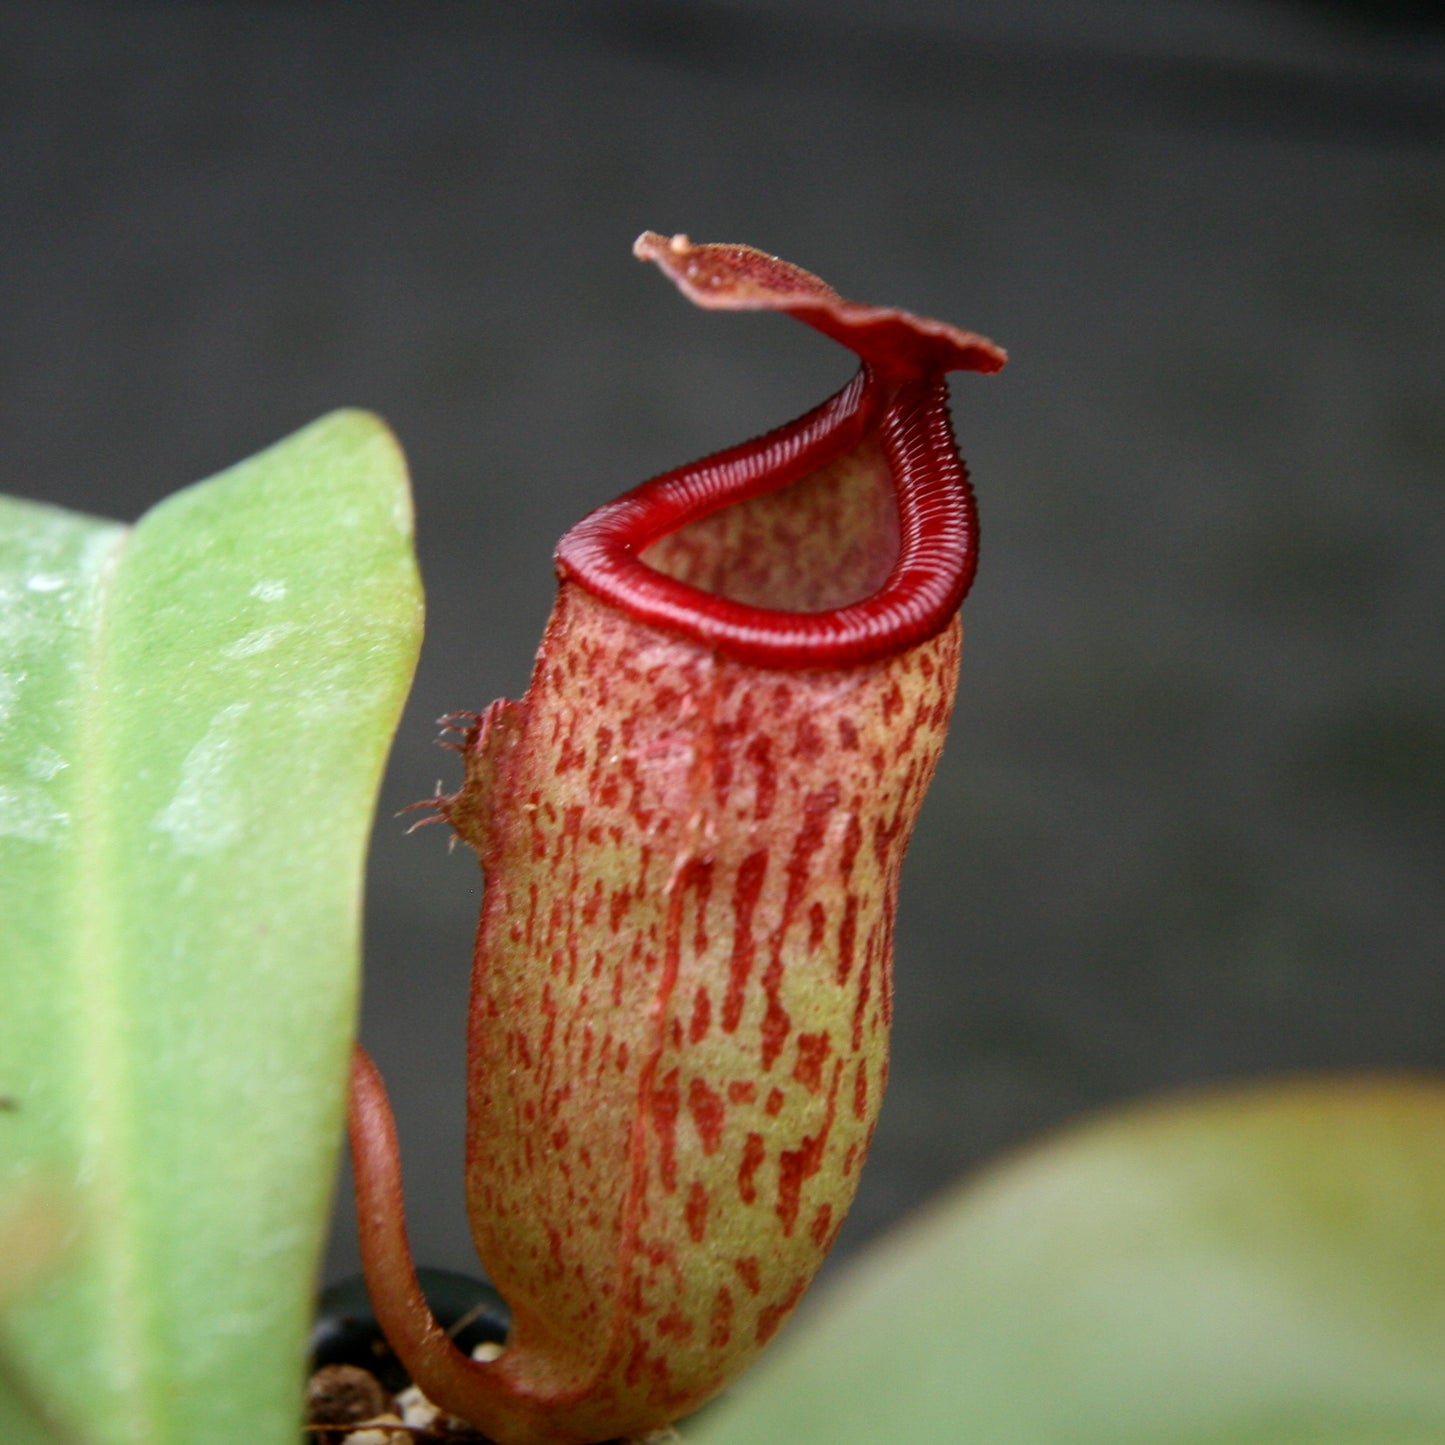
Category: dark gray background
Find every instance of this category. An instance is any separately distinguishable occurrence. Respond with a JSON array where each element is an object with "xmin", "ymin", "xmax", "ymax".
[{"xmin": 2, "ymin": 0, "xmax": 1441, "ymax": 1287}]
